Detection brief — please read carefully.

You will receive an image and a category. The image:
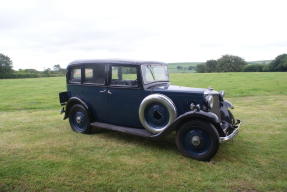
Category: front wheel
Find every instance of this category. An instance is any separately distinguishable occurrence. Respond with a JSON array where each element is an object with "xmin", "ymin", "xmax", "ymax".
[
  {"xmin": 176, "ymin": 120, "xmax": 219, "ymax": 161},
  {"xmin": 69, "ymin": 104, "xmax": 91, "ymax": 134}
]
